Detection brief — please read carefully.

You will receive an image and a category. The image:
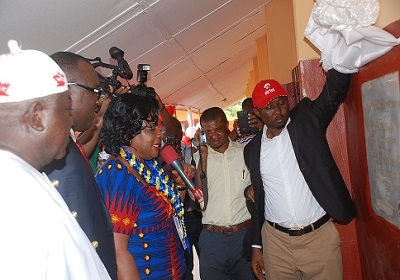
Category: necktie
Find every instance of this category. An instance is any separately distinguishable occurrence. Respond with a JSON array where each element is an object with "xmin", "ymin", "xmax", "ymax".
[{"xmin": 75, "ymin": 140, "xmax": 94, "ymax": 175}]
